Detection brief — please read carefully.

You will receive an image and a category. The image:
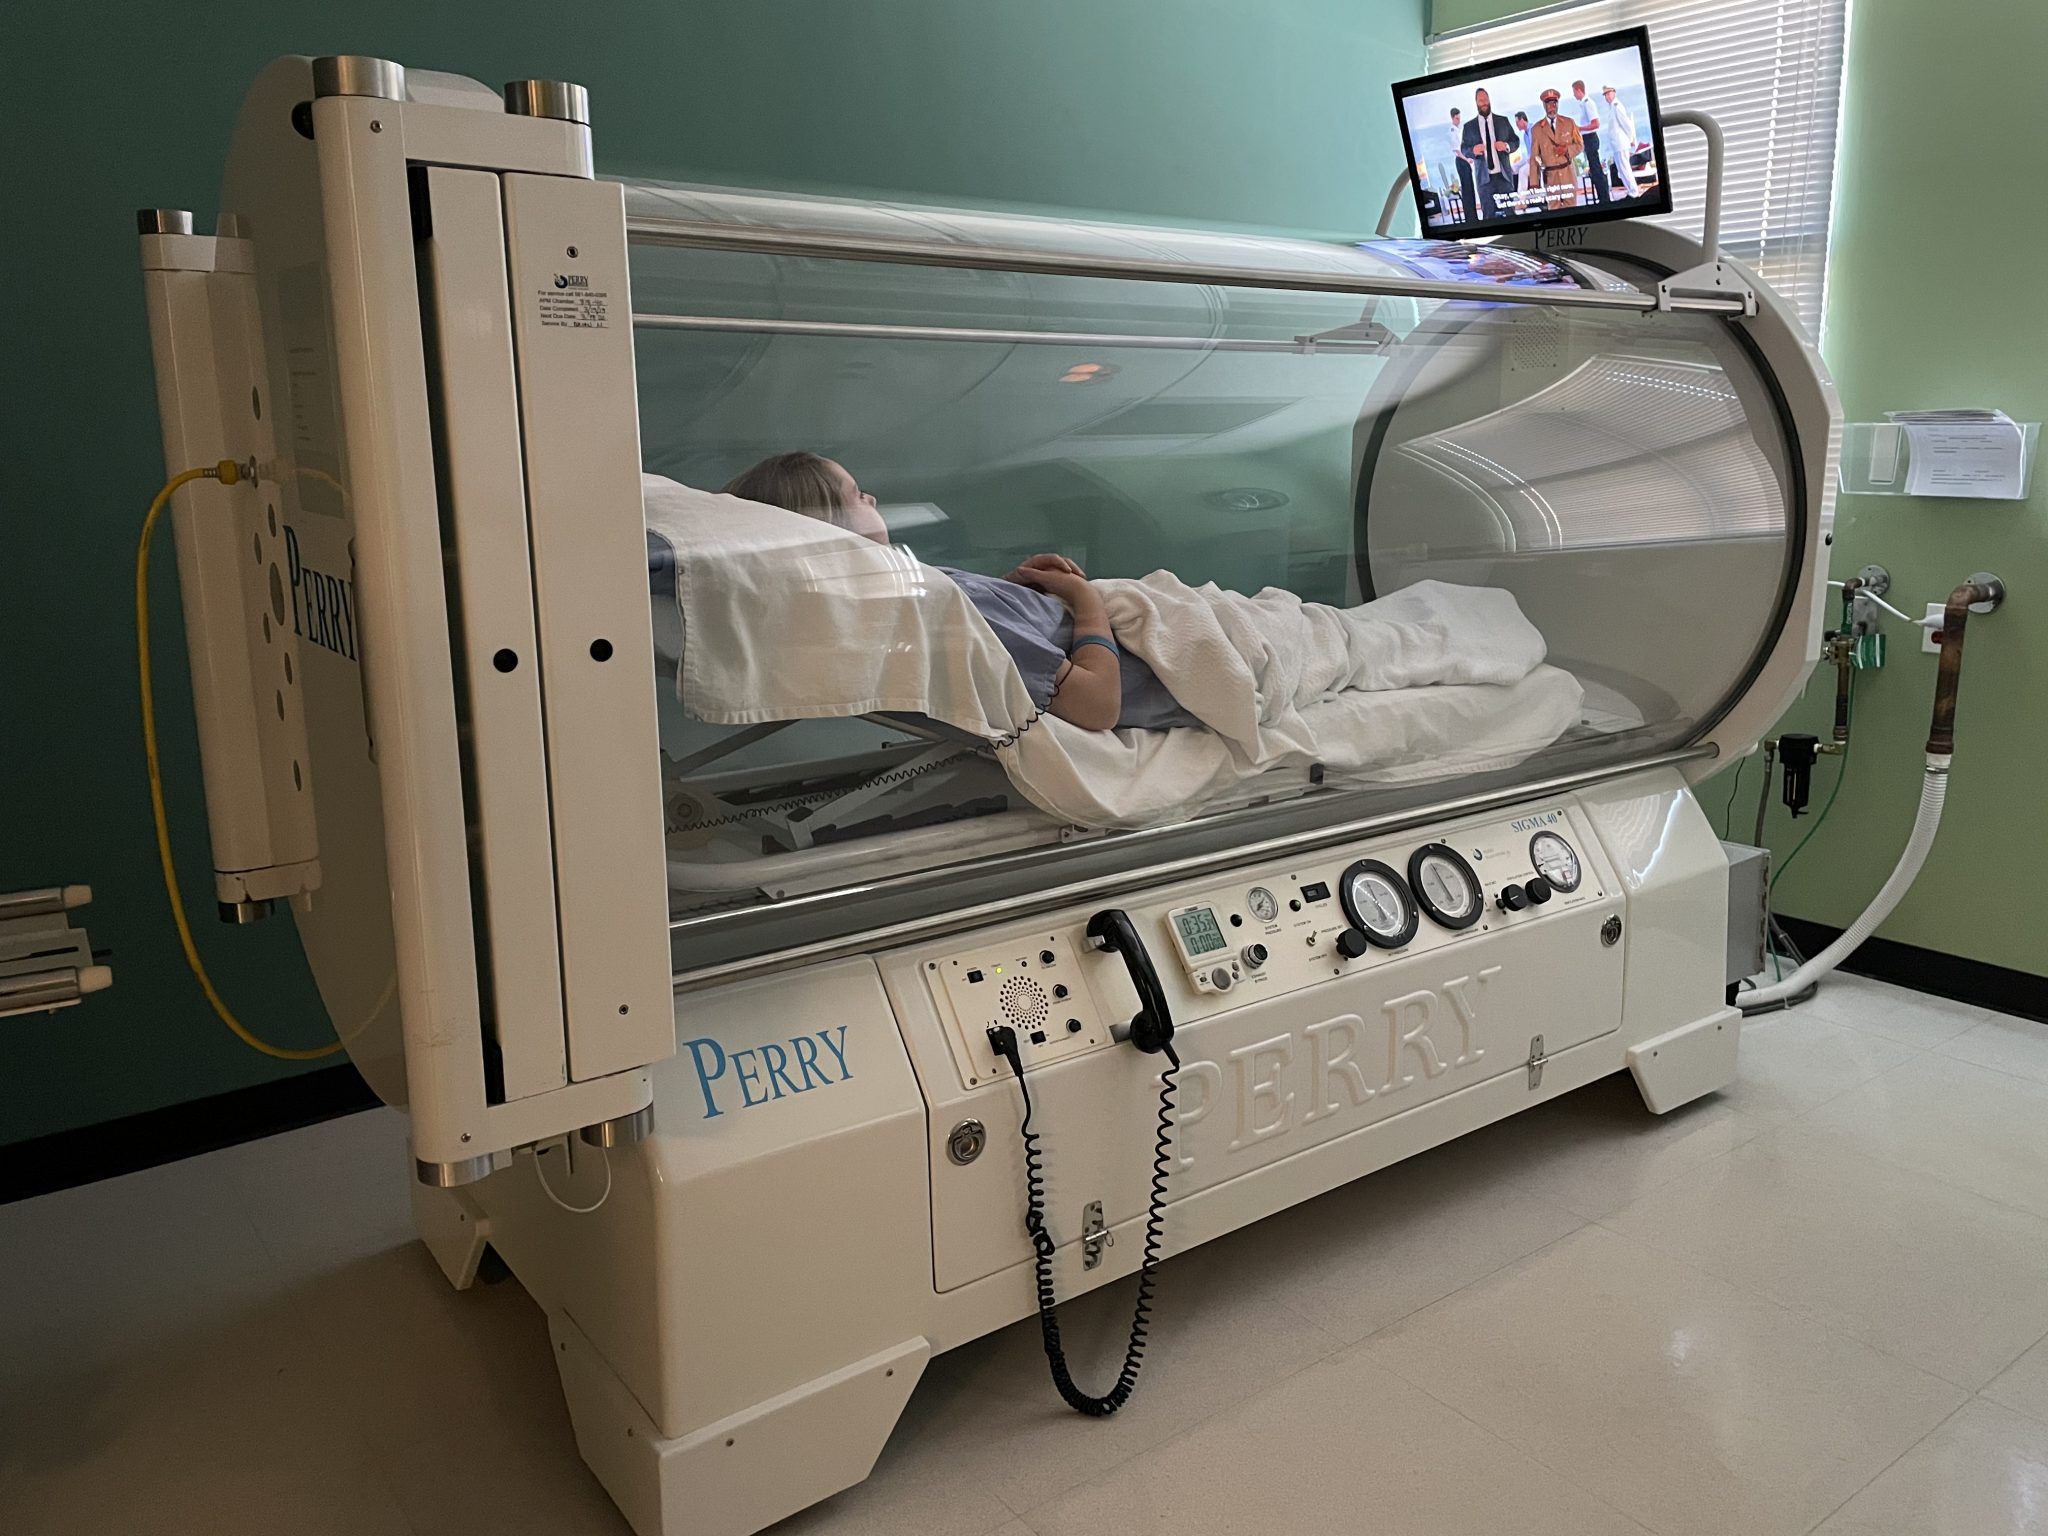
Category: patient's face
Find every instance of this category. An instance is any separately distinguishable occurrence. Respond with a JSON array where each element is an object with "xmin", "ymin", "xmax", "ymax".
[{"xmin": 825, "ymin": 460, "xmax": 889, "ymax": 544}]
